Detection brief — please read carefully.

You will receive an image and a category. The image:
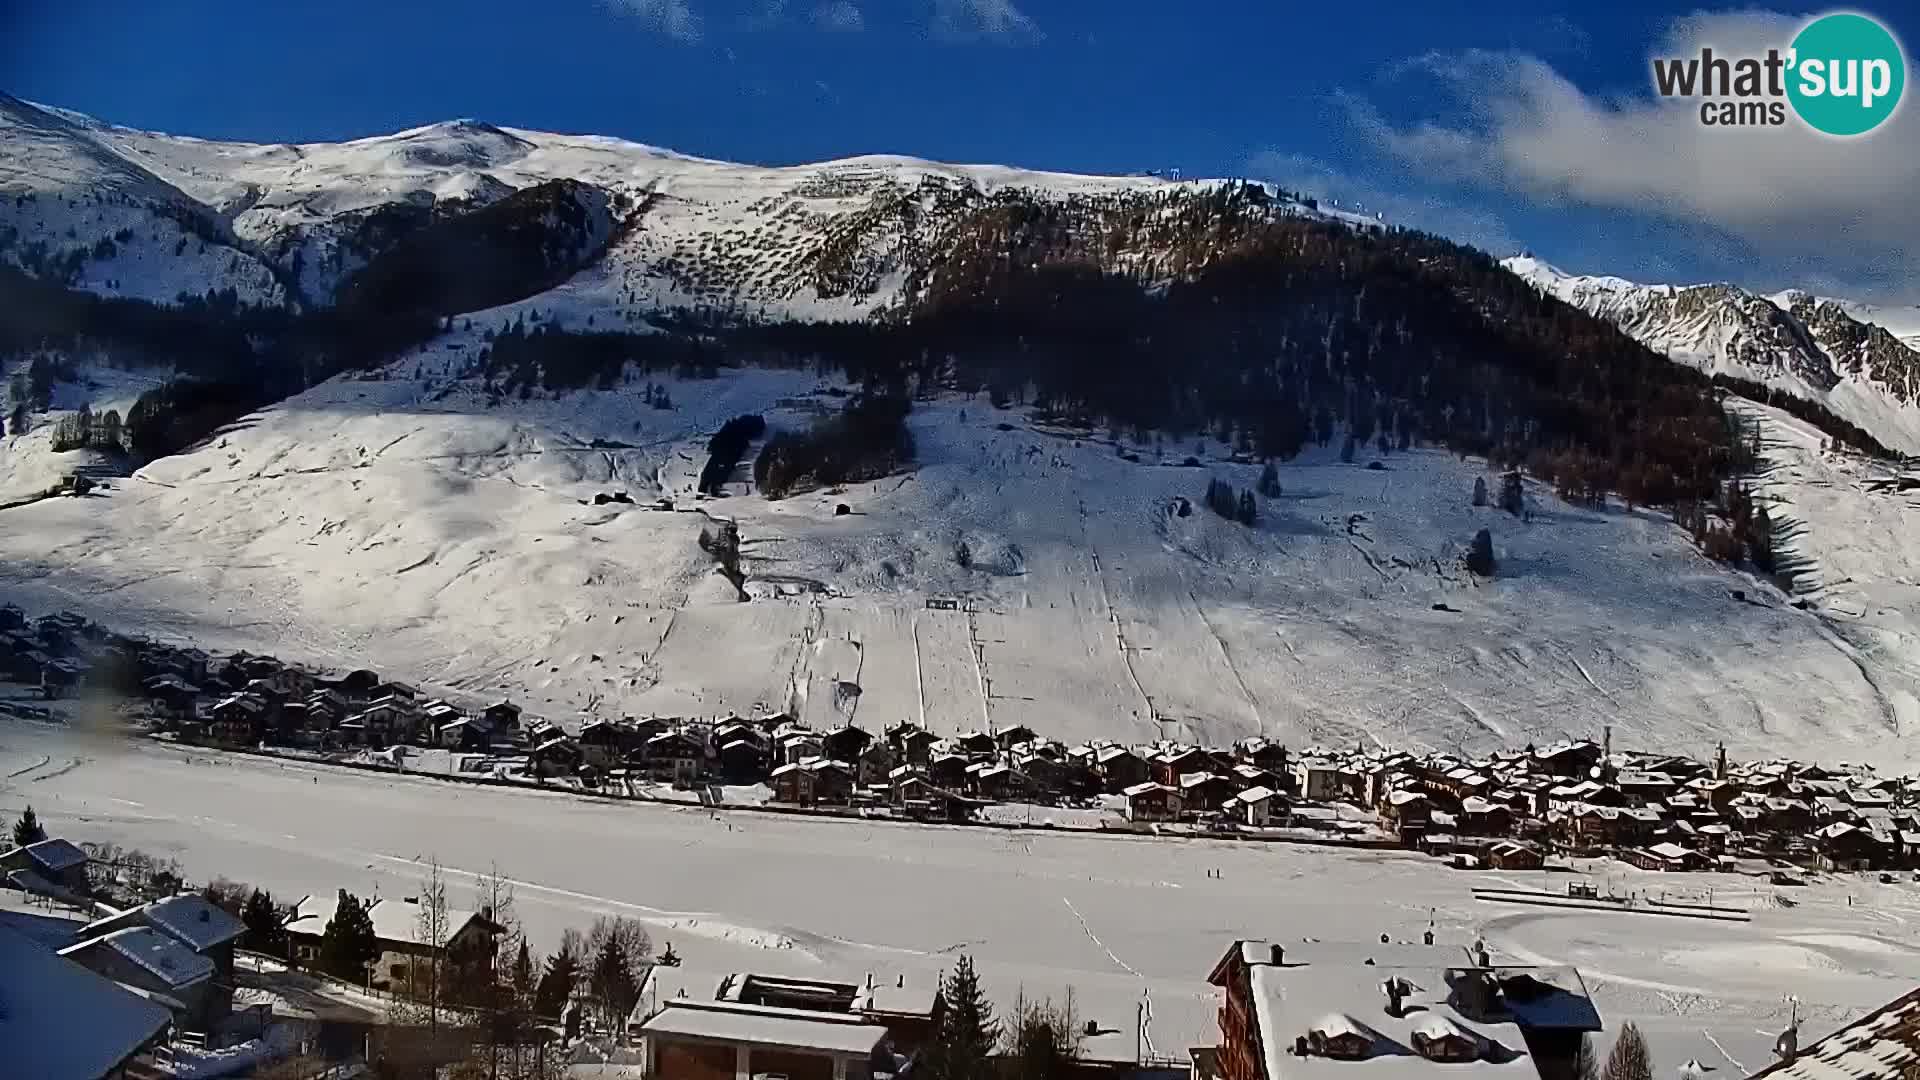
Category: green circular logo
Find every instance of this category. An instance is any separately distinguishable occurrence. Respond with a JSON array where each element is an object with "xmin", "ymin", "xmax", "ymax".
[{"xmin": 1787, "ymin": 13, "xmax": 1906, "ymax": 136}]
